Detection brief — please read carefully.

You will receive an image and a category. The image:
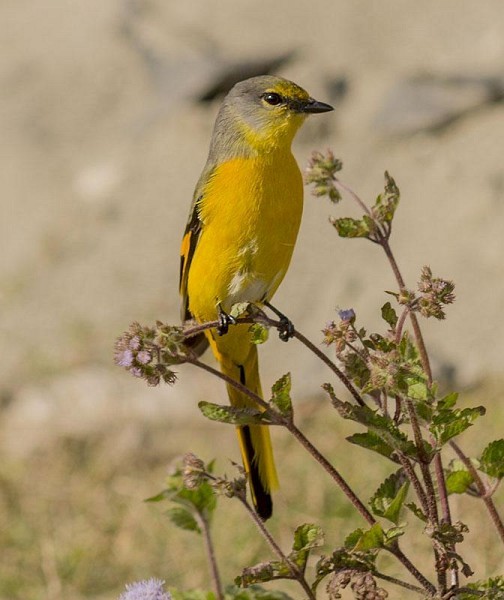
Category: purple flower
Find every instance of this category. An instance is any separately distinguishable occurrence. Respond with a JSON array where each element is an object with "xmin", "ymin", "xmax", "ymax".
[
  {"xmin": 338, "ymin": 308, "xmax": 355, "ymax": 322},
  {"xmin": 119, "ymin": 578, "xmax": 171, "ymax": 600},
  {"xmin": 116, "ymin": 349, "xmax": 134, "ymax": 368},
  {"xmin": 129, "ymin": 336, "xmax": 141, "ymax": 350},
  {"xmin": 136, "ymin": 350, "xmax": 152, "ymax": 365}
]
